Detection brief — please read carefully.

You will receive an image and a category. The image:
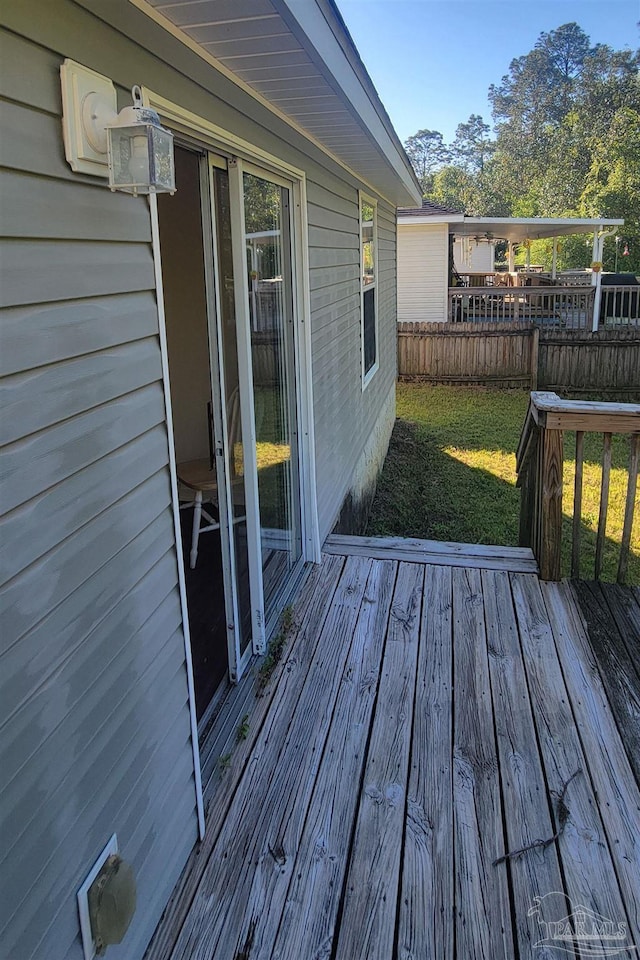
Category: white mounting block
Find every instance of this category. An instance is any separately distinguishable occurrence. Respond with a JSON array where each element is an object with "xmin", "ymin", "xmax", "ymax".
[{"xmin": 61, "ymin": 59, "xmax": 117, "ymax": 176}]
